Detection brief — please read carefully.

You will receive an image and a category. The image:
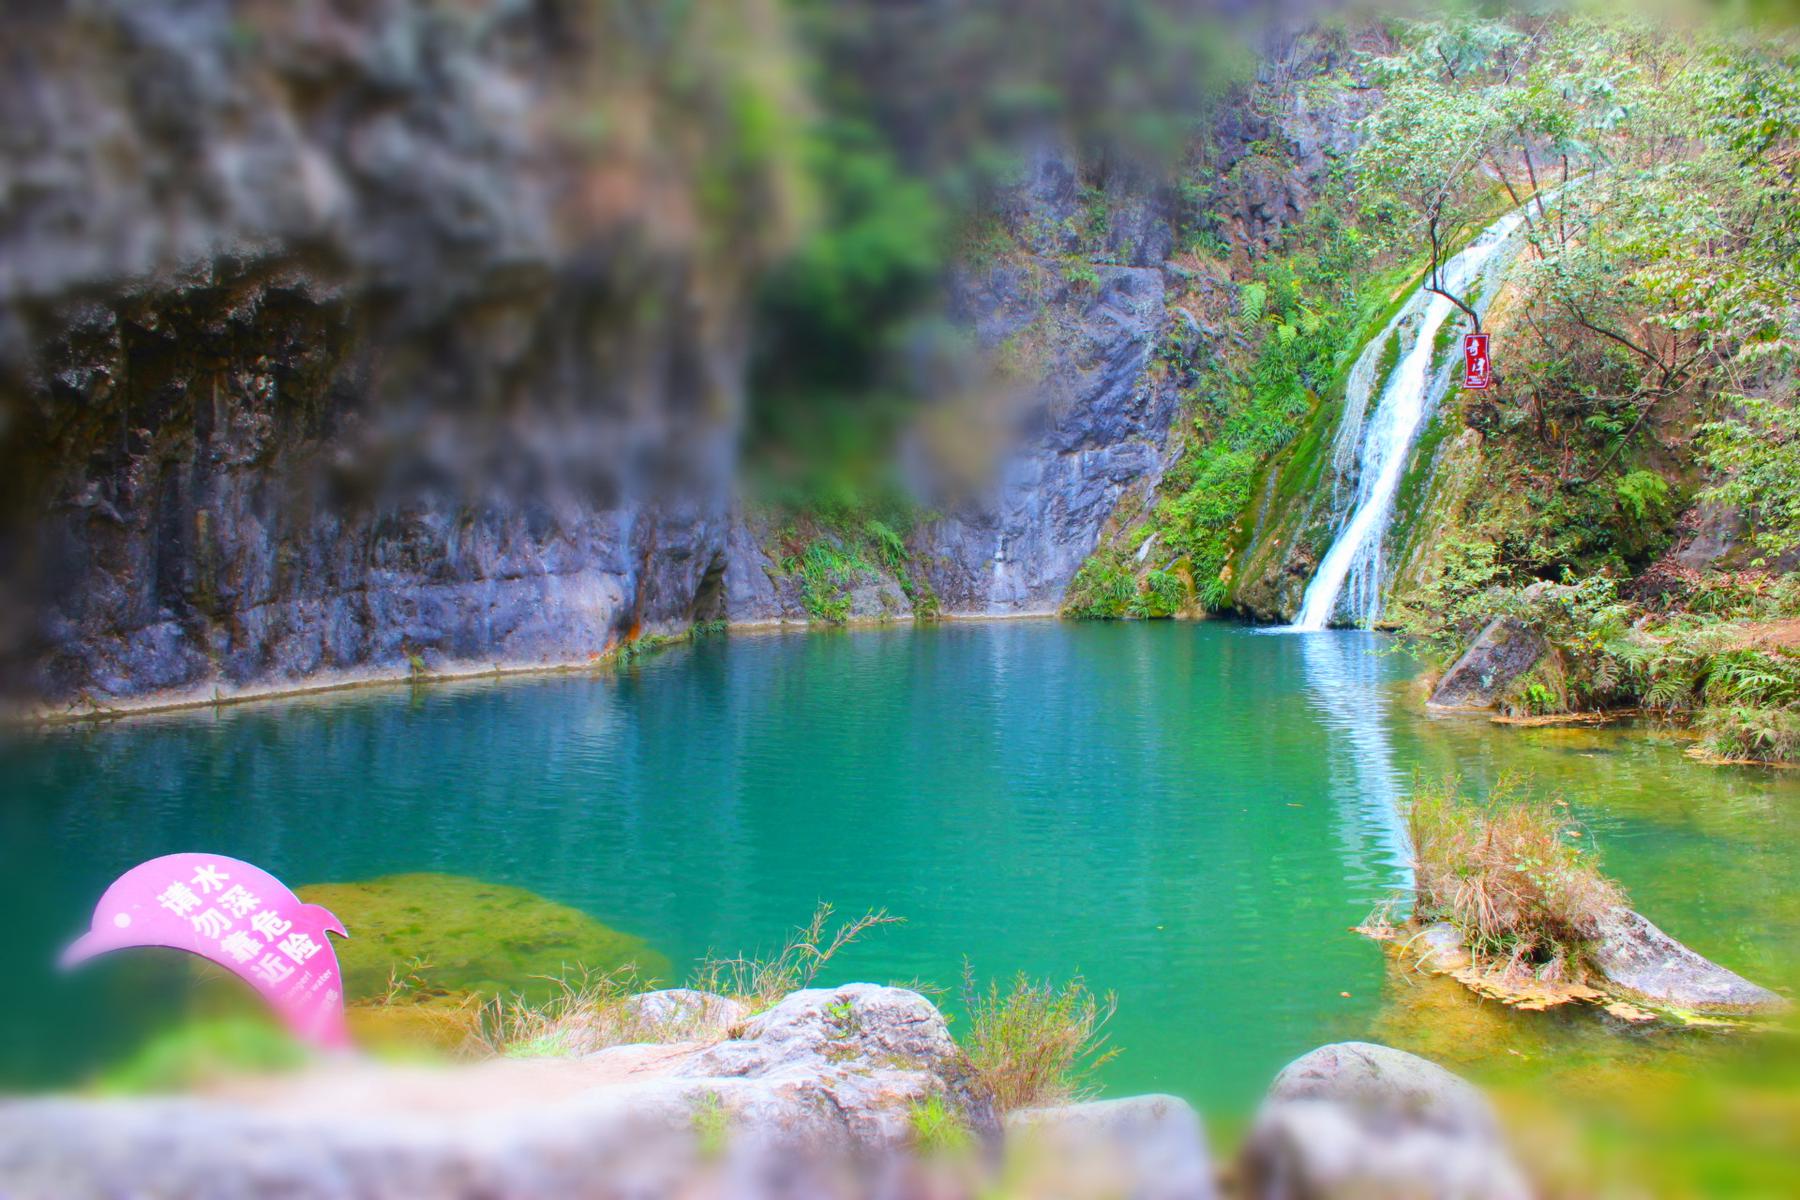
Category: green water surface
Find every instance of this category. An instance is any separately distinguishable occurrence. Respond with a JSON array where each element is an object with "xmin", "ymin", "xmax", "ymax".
[{"xmin": 2, "ymin": 623, "xmax": 1795, "ymax": 1131}]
